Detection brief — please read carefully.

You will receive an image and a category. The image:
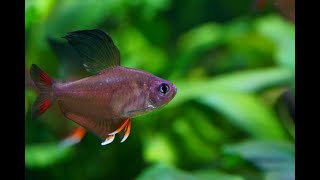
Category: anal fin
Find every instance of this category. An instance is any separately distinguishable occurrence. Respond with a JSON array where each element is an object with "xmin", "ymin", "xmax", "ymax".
[
  {"xmin": 101, "ymin": 134, "xmax": 115, "ymax": 145},
  {"xmin": 109, "ymin": 118, "xmax": 130, "ymax": 135},
  {"xmin": 108, "ymin": 118, "xmax": 132, "ymax": 143},
  {"xmin": 120, "ymin": 120, "xmax": 131, "ymax": 143}
]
